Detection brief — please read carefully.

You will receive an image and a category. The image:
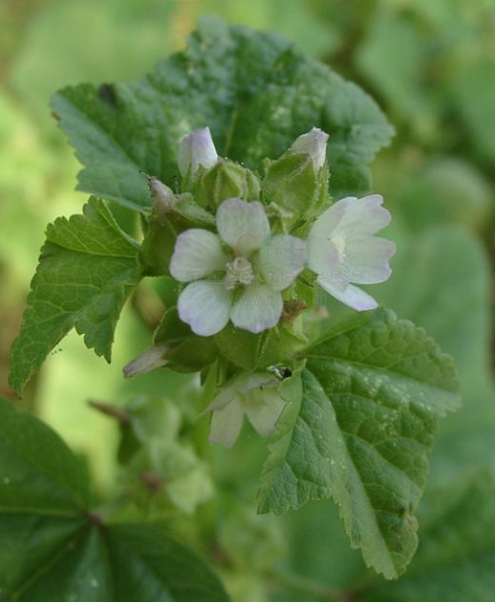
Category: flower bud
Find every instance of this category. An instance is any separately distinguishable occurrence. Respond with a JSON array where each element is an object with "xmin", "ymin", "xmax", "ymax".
[
  {"xmin": 290, "ymin": 127, "xmax": 329, "ymax": 171},
  {"xmin": 123, "ymin": 344, "xmax": 168, "ymax": 378},
  {"xmin": 148, "ymin": 177, "xmax": 176, "ymax": 214},
  {"xmin": 200, "ymin": 159, "xmax": 261, "ymax": 208},
  {"xmin": 178, "ymin": 127, "xmax": 218, "ymax": 176},
  {"xmin": 261, "ymin": 127, "xmax": 330, "ymax": 223}
]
